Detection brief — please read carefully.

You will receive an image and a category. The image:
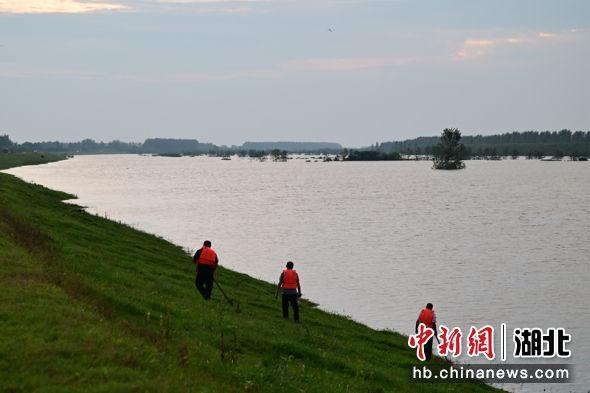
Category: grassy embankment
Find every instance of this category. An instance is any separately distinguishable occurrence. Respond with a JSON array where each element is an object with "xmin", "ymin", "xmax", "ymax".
[
  {"xmin": 0, "ymin": 154, "xmax": 499, "ymax": 392},
  {"xmin": 0, "ymin": 152, "xmax": 67, "ymax": 170}
]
